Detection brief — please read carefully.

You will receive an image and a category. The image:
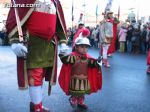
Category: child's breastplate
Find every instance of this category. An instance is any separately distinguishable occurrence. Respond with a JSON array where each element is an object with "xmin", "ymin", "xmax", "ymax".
[{"xmin": 71, "ymin": 58, "xmax": 88, "ymax": 79}]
